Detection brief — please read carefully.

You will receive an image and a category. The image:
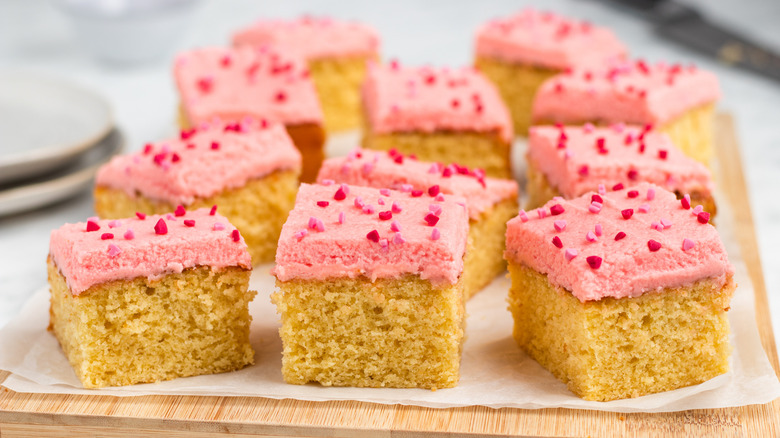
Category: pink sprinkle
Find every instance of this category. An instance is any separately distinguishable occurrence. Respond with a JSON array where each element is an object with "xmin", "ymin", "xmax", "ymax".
[
  {"xmin": 583, "ymin": 123, "xmax": 595, "ymax": 133},
  {"xmin": 108, "ymin": 220, "xmax": 120, "ymax": 228},
  {"xmin": 107, "ymin": 243, "xmax": 122, "ymax": 257},
  {"xmin": 554, "ymin": 220, "xmax": 566, "ymax": 232},
  {"xmin": 681, "ymin": 194, "xmax": 691, "ymax": 209},
  {"xmin": 392, "ymin": 201, "xmax": 402, "ymax": 213},
  {"xmin": 627, "ymin": 190, "xmax": 639, "ymax": 198},
  {"xmin": 378, "ymin": 211, "xmax": 393, "ymax": 220},
  {"xmin": 213, "ymin": 222, "xmax": 225, "ymax": 231},
  {"xmin": 294, "ymin": 229, "xmax": 308, "ymax": 241},
  {"xmin": 595, "ymin": 224, "xmax": 603, "ymax": 236},
  {"xmin": 428, "ymin": 185, "xmax": 440, "ymax": 197},
  {"xmin": 380, "ymin": 188, "xmax": 391, "ymax": 196},
  {"xmin": 589, "ymin": 202, "xmax": 602, "ymax": 214},
  {"xmin": 565, "ymin": 248, "xmax": 578, "ymax": 261},
  {"xmin": 622, "ymin": 209, "xmax": 634, "ymax": 219},
  {"xmin": 550, "ymin": 204, "xmax": 565, "ymax": 216},
  {"xmin": 613, "ymin": 183, "xmax": 624, "ymax": 191},
  {"xmin": 424, "ymin": 213, "xmax": 440, "ymax": 226},
  {"xmin": 366, "ymin": 229, "xmax": 380, "ymax": 242},
  {"xmin": 354, "ymin": 197, "xmax": 365, "ymax": 208},
  {"xmin": 390, "ymin": 220, "xmax": 401, "ymax": 232},
  {"xmin": 552, "ymin": 236, "xmax": 563, "ymax": 248},
  {"xmin": 321, "ymin": 179, "xmax": 334, "ymax": 186},
  {"xmin": 537, "ymin": 209, "xmax": 548, "ymax": 219},
  {"xmin": 362, "ymin": 162, "xmax": 375, "ymax": 174},
  {"xmin": 429, "ymin": 204, "xmax": 443, "ymax": 216},
  {"xmin": 611, "ymin": 122, "xmax": 626, "ymax": 133},
  {"xmin": 308, "ymin": 217, "xmax": 319, "ymax": 230},
  {"xmin": 362, "ymin": 205, "xmax": 375, "ymax": 214},
  {"xmin": 653, "ymin": 222, "xmax": 664, "ymax": 232},
  {"xmin": 154, "ymin": 219, "xmax": 168, "ymax": 235},
  {"xmin": 338, "ymin": 211, "xmax": 345, "ymax": 224},
  {"xmin": 660, "ymin": 218, "xmax": 673, "ymax": 229},
  {"xmin": 86, "ymin": 220, "xmax": 100, "ymax": 232},
  {"xmin": 697, "ymin": 212, "xmax": 710, "ymax": 224},
  {"xmin": 598, "ymin": 184, "xmax": 606, "ymax": 195},
  {"xmin": 648, "ymin": 239, "xmax": 662, "ymax": 252},
  {"xmin": 615, "ymin": 231, "xmax": 626, "ymax": 241},
  {"xmin": 435, "ymin": 194, "xmax": 445, "ymax": 202},
  {"xmin": 317, "ymin": 201, "xmax": 329, "ymax": 207},
  {"xmin": 135, "ymin": 212, "xmax": 146, "ymax": 220},
  {"xmin": 647, "ymin": 188, "xmax": 656, "ymax": 200},
  {"xmin": 411, "ymin": 190, "xmax": 423, "ymax": 197},
  {"xmin": 682, "ymin": 238, "xmax": 695, "ymax": 251},
  {"xmin": 428, "ymin": 163, "xmax": 441, "ymax": 174},
  {"xmin": 165, "ymin": 213, "xmax": 176, "ymax": 221},
  {"xmin": 638, "ymin": 204, "xmax": 650, "ymax": 213},
  {"xmin": 399, "ymin": 184, "xmax": 413, "ymax": 192},
  {"xmin": 586, "ymin": 231, "xmax": 597, "ymax": 242},
  {"xmin": 123, "ymin": 229, "xmax": 135, "ymax": 240},
  {"xmin": 101, "ymin": 233, "xmax": 114, "ymax": 240},
  {"xmin": 393, "ymin": 233, "xmax": 406, "ymax": 245},
  {"xmin": 174, "ymin": 205, "xmax": 186, "ymax": 217},
  {"xmin": 692, "ymin": 205, "xmax": 704, "ymax": 215},
  {"xmin": 210, "ymin": 205, "xmax": 217, "ymax": 215},
  {"xmin": 519, "ymin": 210, "xmax": 529, "ymax": 222},
  {"xmin": 586, "ymin": 255, "xmax": 602, "ymax": 269},
  {"xmin": 378, "ymin": 198, "xmax": 385, "ymax": 206},
  {"xmin": 431, "ymin": 228, "xmax": 441, "ymax": 240}
]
